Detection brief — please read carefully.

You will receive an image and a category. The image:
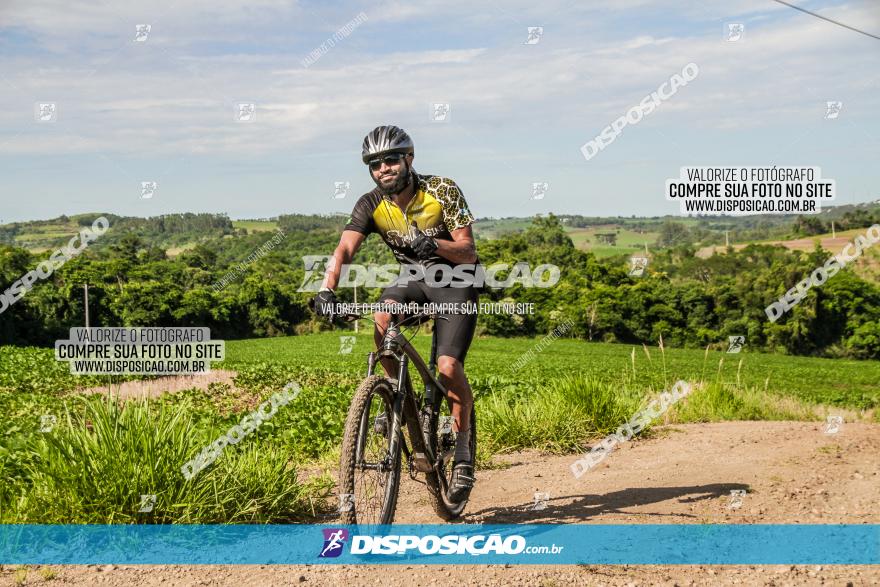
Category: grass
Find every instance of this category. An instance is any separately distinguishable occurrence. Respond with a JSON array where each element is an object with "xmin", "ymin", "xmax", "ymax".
[
  {"xmin": 6, "ymin": 325, "xmax": 878, "ymax": 411},
  {"xmin": 2, "ymin": 396, "xmax": 332, "ymax": 524},
  {"xmin": 480, "ymin": 374, "xmax": 641, "ymax": 453},
  {"xmin": 164, "ymin": 242, "xmax": 199, "ymax": 257},
  {"xmin": 222, "ymin": 332, "xmax": 880, "ymax": 410},
  {"xmin": 672, "ymin": 382, "xmax": 817, "ymax": 423},
  {"xmin": 1, "ymin": 332, "xmax": 877, "ymax": 523}
]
